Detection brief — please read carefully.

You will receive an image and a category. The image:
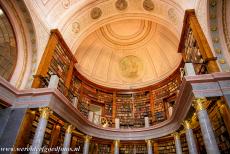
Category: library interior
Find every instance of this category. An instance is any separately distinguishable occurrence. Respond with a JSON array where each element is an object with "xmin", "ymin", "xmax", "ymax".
[{"xmin": 0, "ymin": 0, "xmax": 230, "ymax": 153}]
